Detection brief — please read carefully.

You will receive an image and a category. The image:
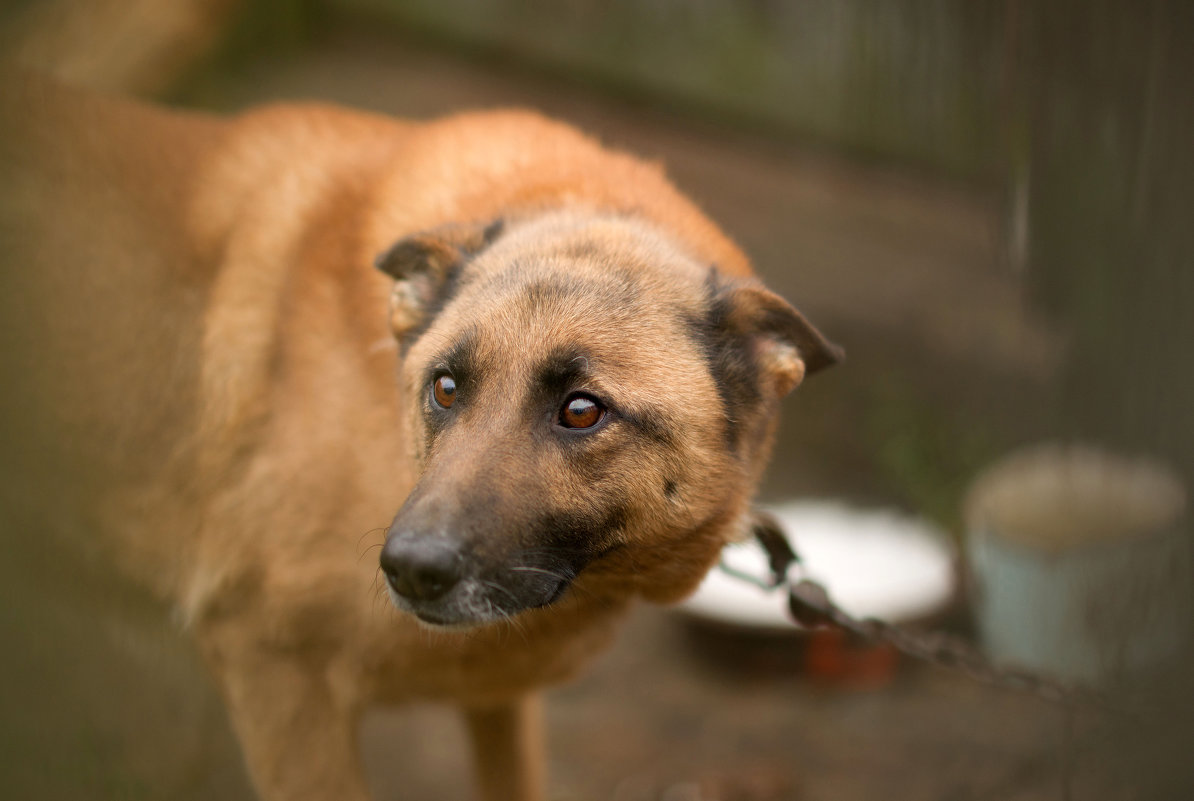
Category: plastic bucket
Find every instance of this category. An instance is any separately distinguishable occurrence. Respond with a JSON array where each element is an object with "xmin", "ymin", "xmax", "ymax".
[{"xmin": 965, "ymin": 444, "xmax": 1189, "ymax": 683}]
